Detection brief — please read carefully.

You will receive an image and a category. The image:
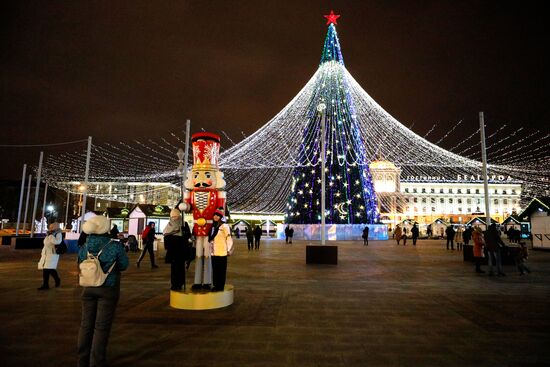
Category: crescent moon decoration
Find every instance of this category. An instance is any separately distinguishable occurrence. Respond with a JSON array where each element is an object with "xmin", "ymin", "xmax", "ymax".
[{"xmin": 336, "ymin": 202, "xmax": 349, "ymax": 217}]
